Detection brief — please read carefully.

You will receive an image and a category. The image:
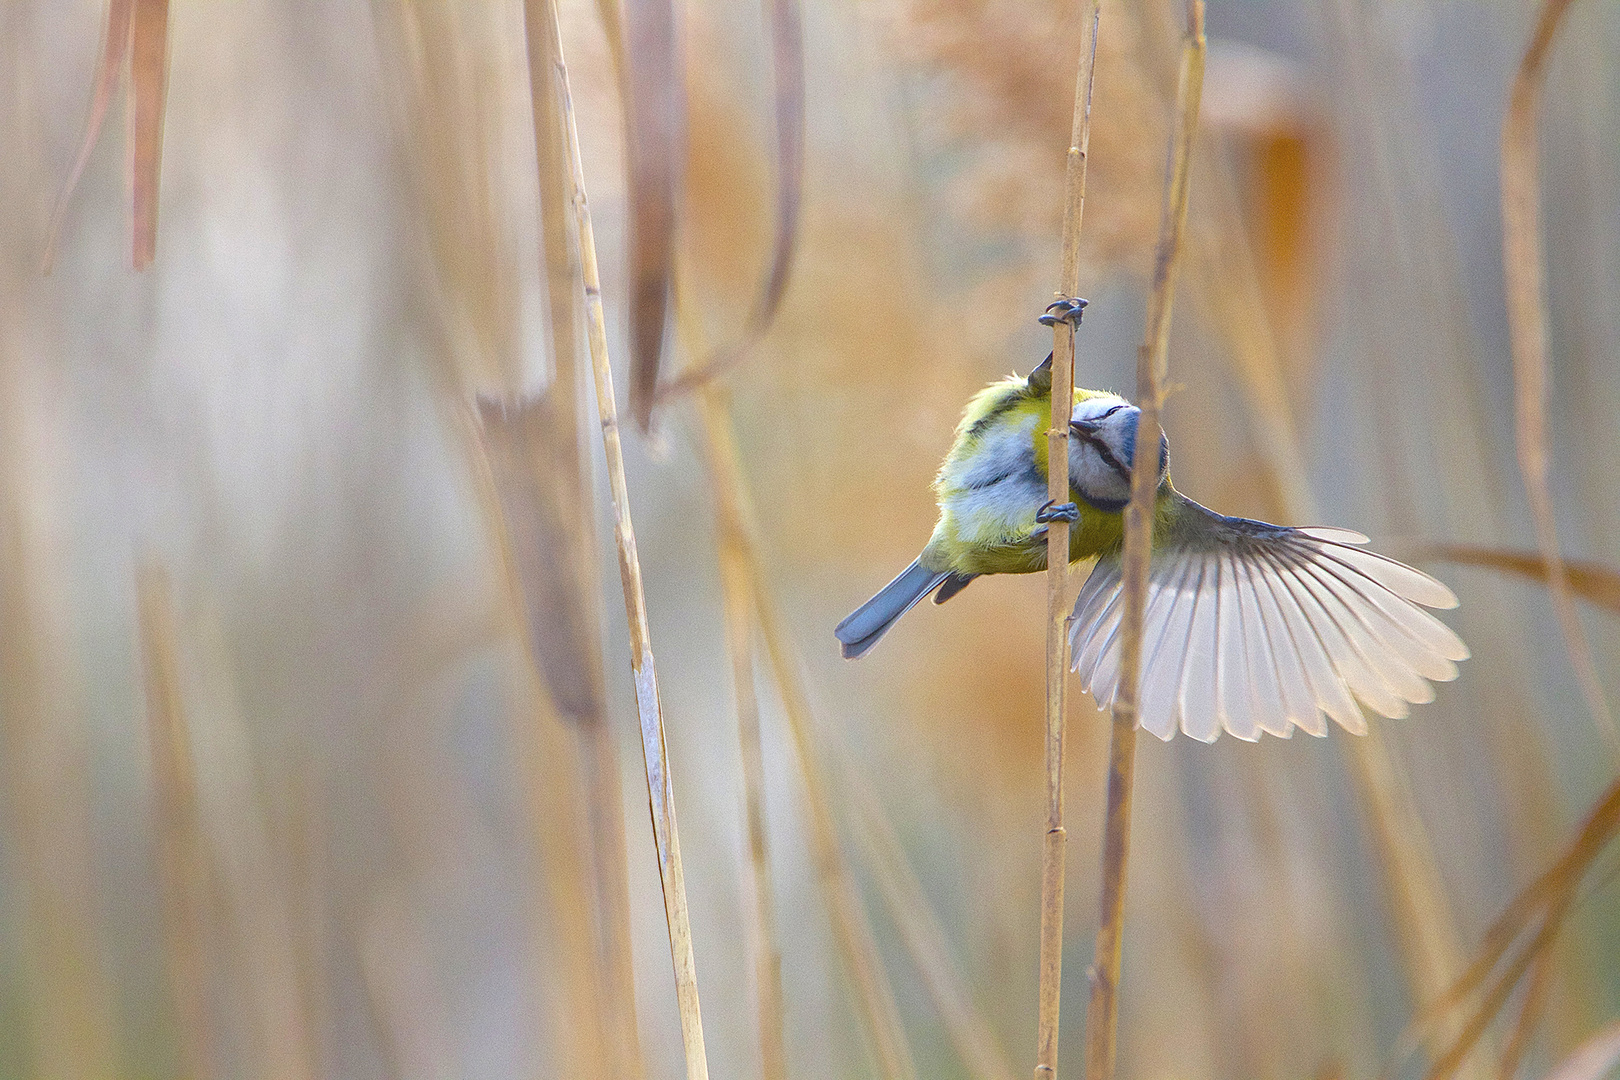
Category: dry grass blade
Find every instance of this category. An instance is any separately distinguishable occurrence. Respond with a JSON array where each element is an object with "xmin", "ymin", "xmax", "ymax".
[
  {"xmin": 844, "ymin": 777, "xmax": 1018, "ymax": 1080},
  {"xmin": 128, "ymin": 0, "xmax": 169, "ymax": 269},
  {"xmin": 683, "ymin": 334, "xmax": 915, "ymax": 1080},
  {"xmin": 1500, "ymin": 0, "xmax": 1616, "ymax": 753},
  {"xmin": 654, "ymin": 0, "xmax": 805, "ymax": 404},
  {"xmin": 520, "ymin": 2, "xmax": 646, "ymax": 1071},
  {"xmin": 42, "ymin": 0, "xmax": 133, "ymax": 273},
  {"xmin": 696, "ymin": 385, "xmax": 788, "ymax": 1080},
  {"xmin": 544, "ymin": 2, "xmax": 711, "ymax": 1075},
  {"xmin": 1085, "ymin": 8, "xmax": 1203, "ymax": 1080},
  {"xmin": 1385, "ymin": 778, "xmax": 1620, "ymax": 1078},
  {"xmin": 1034, "ymin": 4, "xmax": 1100, "ymax": 1078},
  {"xmin": 673, "ymin": 288, "xmax": 787, "ymax": 1080},
  {"xmin": 1541, "ymin": 1018, "xmax": 1620, "ymax": 1080},
  {"xmin": 469, "ymin": 397, "xmax": 618, "ymax": 1080},
  {"xmin": 752, "ymin": 588, "xmax": 919, "ymax": 1080},
  {"xmin": 136, "ymin": 561, "xmax": 213, "ymax": 1080},
  {"xmin": 1184, "ymin": 30, "xmax": 1480, "ymax": 1065},
  {"xmin": 1495, "ymin": 950, "xmax": 1552, "ymax": 1080},
  {"xmin": 1424, "ymin": 544, "xmax": 1620, "ymax": 616},
  {"xmin": 624, "ymin": 0, "xmax": 682, "ymax": 431}
]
